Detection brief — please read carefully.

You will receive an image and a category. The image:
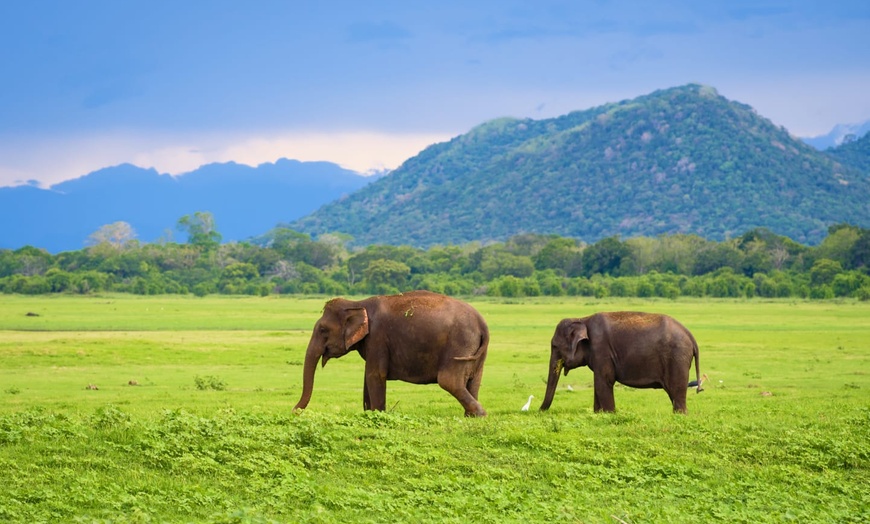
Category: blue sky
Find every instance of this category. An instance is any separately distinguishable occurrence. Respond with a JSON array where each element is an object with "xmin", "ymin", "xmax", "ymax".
[{"xmin": 1, "ymin": 0, "xmax": 868, "ymax": 187}]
